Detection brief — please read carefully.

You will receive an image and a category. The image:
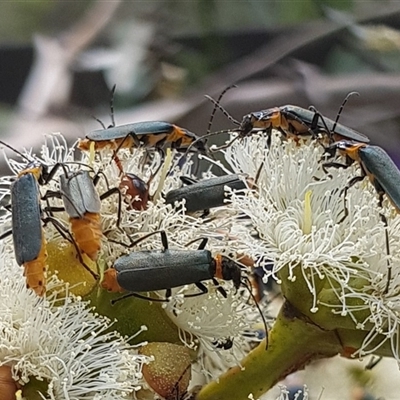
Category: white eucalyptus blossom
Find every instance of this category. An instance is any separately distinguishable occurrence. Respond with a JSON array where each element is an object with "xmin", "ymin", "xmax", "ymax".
[
  {"xmin": 221, "ymin": 132, "xmax": 400, "ymax": 361},
  {"xmin": 0, "ymin": 245, "xmax": 149, "ymax": 399}
]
